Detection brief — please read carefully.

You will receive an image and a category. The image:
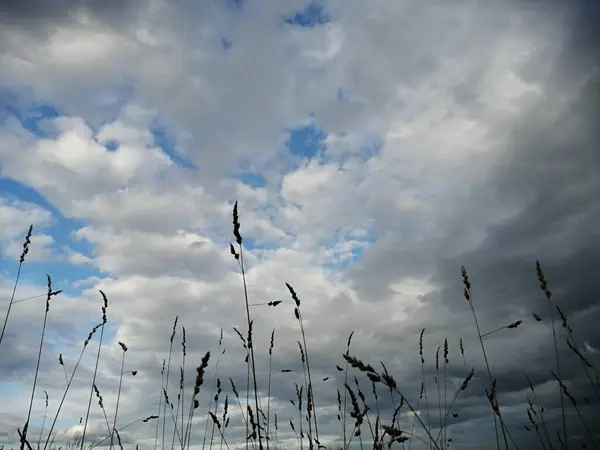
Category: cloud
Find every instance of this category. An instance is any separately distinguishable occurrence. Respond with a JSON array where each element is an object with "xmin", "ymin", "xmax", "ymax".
[
  {"xmin": 1, "ymin": 0, "xmax": 599, "ymax": 449},
  {"xmin": 0, "ymin": 198, "xmax": 52, "ymax": 240}
]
